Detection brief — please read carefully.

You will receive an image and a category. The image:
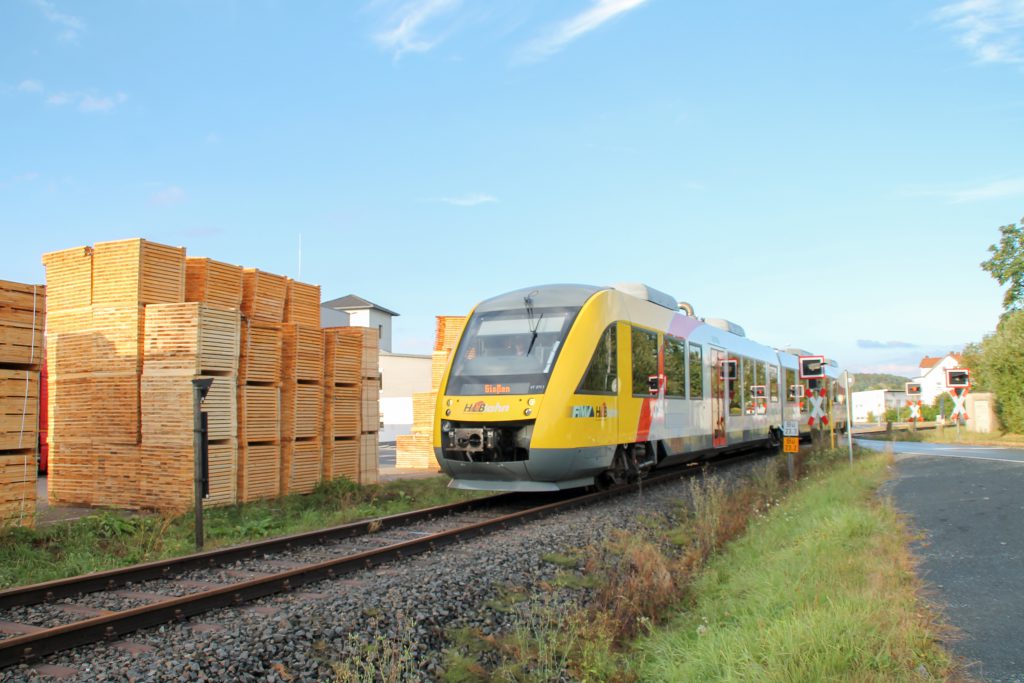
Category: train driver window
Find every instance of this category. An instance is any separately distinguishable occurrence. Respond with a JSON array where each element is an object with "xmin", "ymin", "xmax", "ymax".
[
  {"xmin": 578, "ymin": 324, "xmax": 617, "ymax": 394},
  {"xmin": 631, "ymin": 327, "xmax": 660, "ymax": 396},
  {"xmin": 665, "ymin": 336, "xmax": 686, "ymax": 398},
  {"xmin": 689, "ymin": 343, "xmax": 703, "ymax": 400}
]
